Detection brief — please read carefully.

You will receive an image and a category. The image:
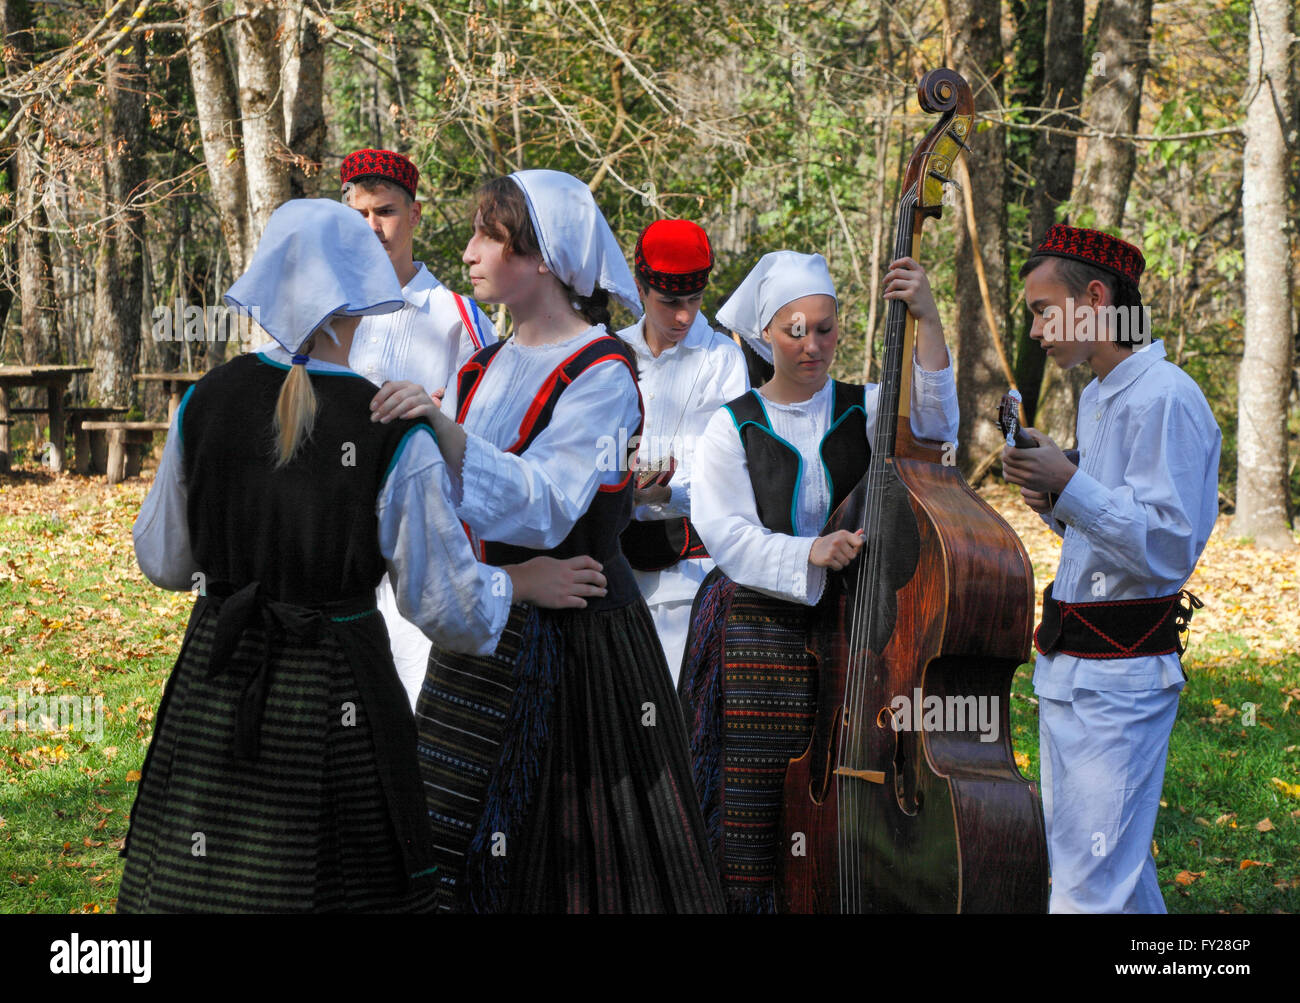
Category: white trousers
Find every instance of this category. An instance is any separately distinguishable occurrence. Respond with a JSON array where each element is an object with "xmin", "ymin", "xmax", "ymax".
[
  {"xmin": 1038, "ymin": 685, "xmax": 1181, "ymax": 913},
  {"xmin": 648, "ymin": 597, "xmax": 694, "ymax": 687},
  {"xmin": 375, "ymin": 573, "xmax": 432, "ymax": 711}
]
